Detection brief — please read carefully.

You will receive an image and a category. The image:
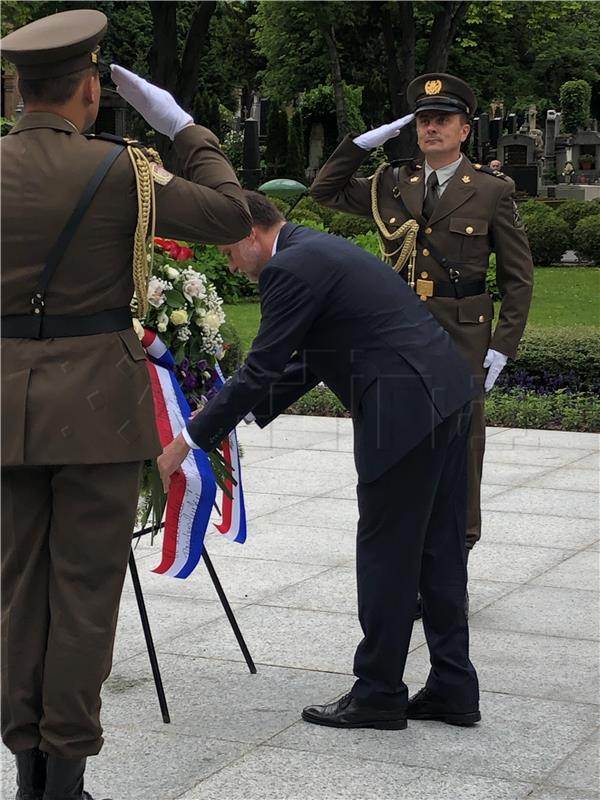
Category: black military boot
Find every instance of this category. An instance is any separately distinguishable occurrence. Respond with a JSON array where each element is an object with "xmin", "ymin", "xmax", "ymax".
[
  {"xmin": 15, "ymin": 748, "xmax": 46, "ymax": 800},
  {"xmin": 42, "ymin": 756, "xmax": 109, "ymax": 800}
]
